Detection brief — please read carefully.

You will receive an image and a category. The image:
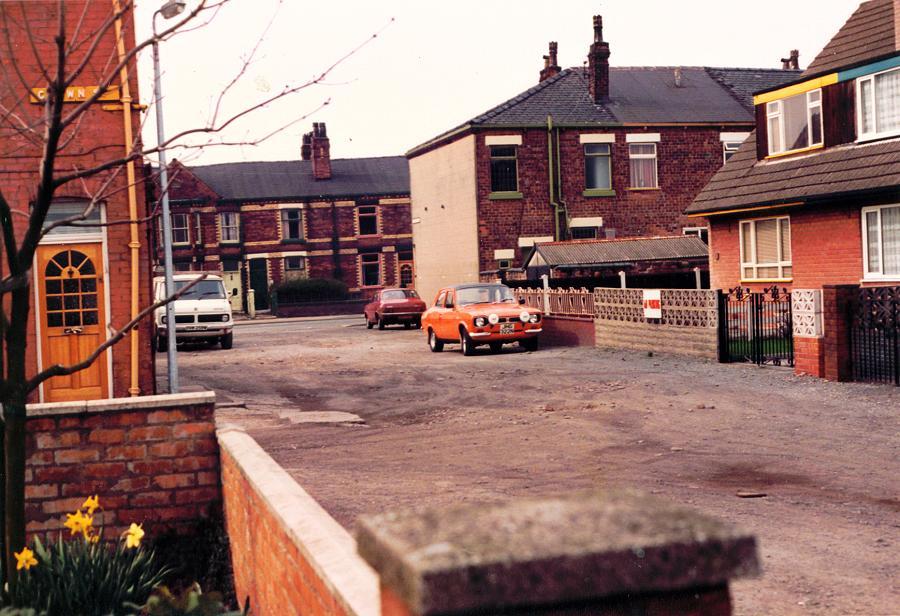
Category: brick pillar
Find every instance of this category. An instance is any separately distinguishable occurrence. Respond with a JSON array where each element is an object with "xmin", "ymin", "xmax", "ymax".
[
  {"xmin": 822, "ymin": 284, "xmax": 858, "ymax": 382},
  {"xmin": 357, "ymin": 490, "xmax": 759, "ymax": 616},
  {"xmin": 792, "ymin": 289, "xmax": 825, "ymax": 378}
]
